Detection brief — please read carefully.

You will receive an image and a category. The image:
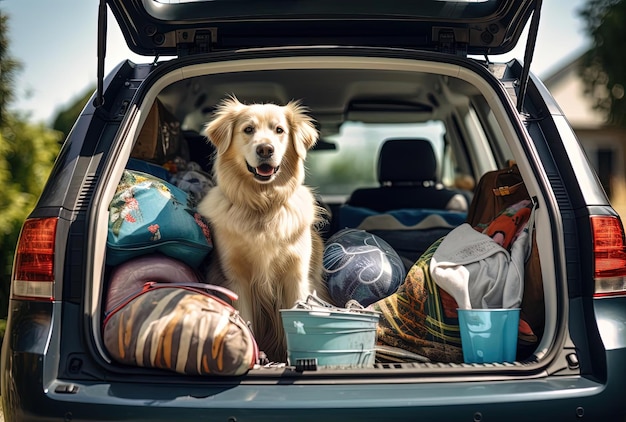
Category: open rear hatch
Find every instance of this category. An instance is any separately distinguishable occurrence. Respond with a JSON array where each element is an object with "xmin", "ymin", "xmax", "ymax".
[
  {"xmin": 105, "ymin": 0, "xmax": 538, "ymax": 56},
  {"xmin": 99, "ymin": 0, "xmax": 542, "ymax": 108}
]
